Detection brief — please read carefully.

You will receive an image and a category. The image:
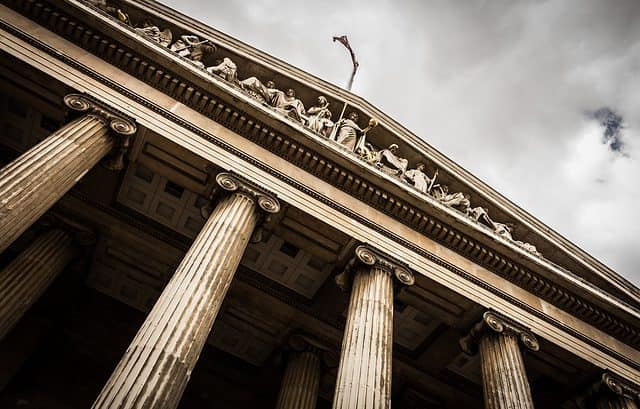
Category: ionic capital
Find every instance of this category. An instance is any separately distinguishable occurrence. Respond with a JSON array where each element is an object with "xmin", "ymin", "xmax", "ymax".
[
  {"xmin": 214, "ymin": 172, "xmax": 280, "ymax": 214},
  {"xmin": 600, "ymin": 372, "xmax": 640, "ymax": 402},
  {"xmin": 64, "ymin": 93, "xmax": 137, "ymax": 136},
  {"xmin": 460, "ymin": 310, "xmax": 539, "ymax": 355},
  {"xmin": 336, "ymin": 244, "xmax": 414, "ymax": 291}
]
